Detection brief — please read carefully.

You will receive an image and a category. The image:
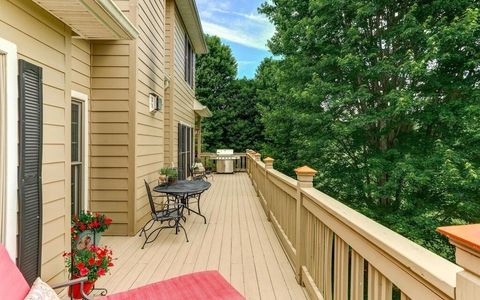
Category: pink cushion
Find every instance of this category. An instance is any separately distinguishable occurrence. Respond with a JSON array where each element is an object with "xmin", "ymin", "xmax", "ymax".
[
  {"xmin": 99, "ymin": 271, "xmax": 245, "ymax": 300},
  {"xmin": 0, "ymin": 244, "xmax": 30, "ymax": 299}
]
